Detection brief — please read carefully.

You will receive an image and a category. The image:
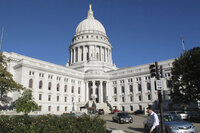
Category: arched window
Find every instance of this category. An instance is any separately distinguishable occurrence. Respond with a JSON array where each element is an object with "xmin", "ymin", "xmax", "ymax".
[
  {"xmin": 39, "ymin": 80, "xmax": 43, "ymax": 89},
  {"xmin": 57, "ymin": 83, "xmax": 60, "ymax": 91},
  {"xmin": 48, "ymin": 82, "xmax": 51, "ymax": 90},
  {"xmin": 29, "ymin": 79, "xmax": 33, "ymax": 88}
]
